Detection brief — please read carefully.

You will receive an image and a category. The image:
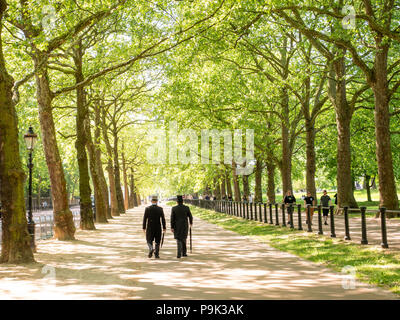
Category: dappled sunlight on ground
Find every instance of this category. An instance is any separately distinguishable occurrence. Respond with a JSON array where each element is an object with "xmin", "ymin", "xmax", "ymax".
[{"xmin": 0, "ymin": 204, "xmax": 397, "ymax": 299}]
